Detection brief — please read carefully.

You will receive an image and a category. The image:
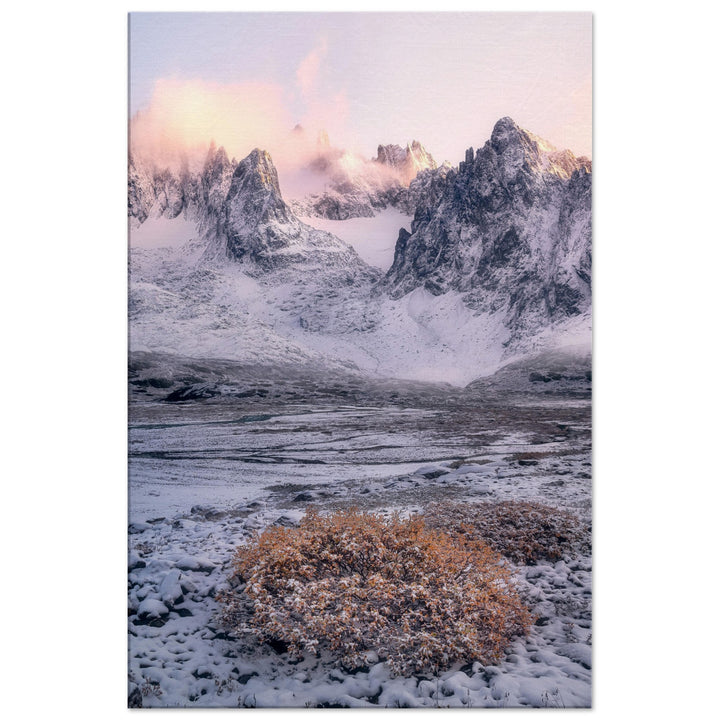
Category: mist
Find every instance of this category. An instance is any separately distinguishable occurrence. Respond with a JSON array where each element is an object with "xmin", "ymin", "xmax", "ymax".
[{"xmin": 129, "ymin": 77, "xmax": 413, "ymax": 200}]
